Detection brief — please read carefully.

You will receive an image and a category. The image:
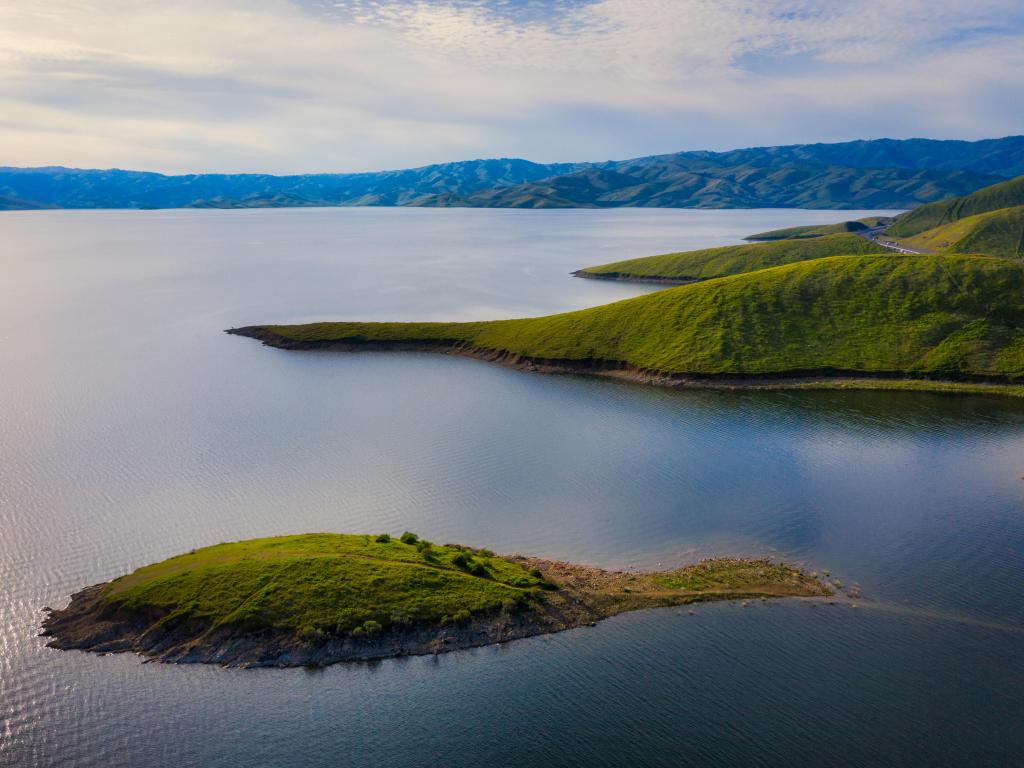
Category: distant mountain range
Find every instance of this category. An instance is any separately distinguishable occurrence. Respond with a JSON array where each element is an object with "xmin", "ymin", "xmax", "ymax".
[{"xmin": 4, "ymin": 136, "xmax": 1024, "ymax": 211}]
